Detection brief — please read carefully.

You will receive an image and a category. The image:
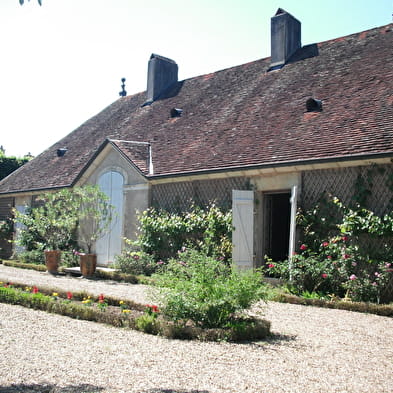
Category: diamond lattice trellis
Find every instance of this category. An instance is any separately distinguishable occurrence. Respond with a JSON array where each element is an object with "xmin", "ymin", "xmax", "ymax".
[
  {"xmin": 301, "ymin": 163, "xmax": 393, "ymax": 302},
  {"xmin": 151, "ymin": 177, "xmax": 250, "ymax": 212},
  {"xmin": 301, "ymin": 164, "xmax": 393, "ymax": 215}
]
